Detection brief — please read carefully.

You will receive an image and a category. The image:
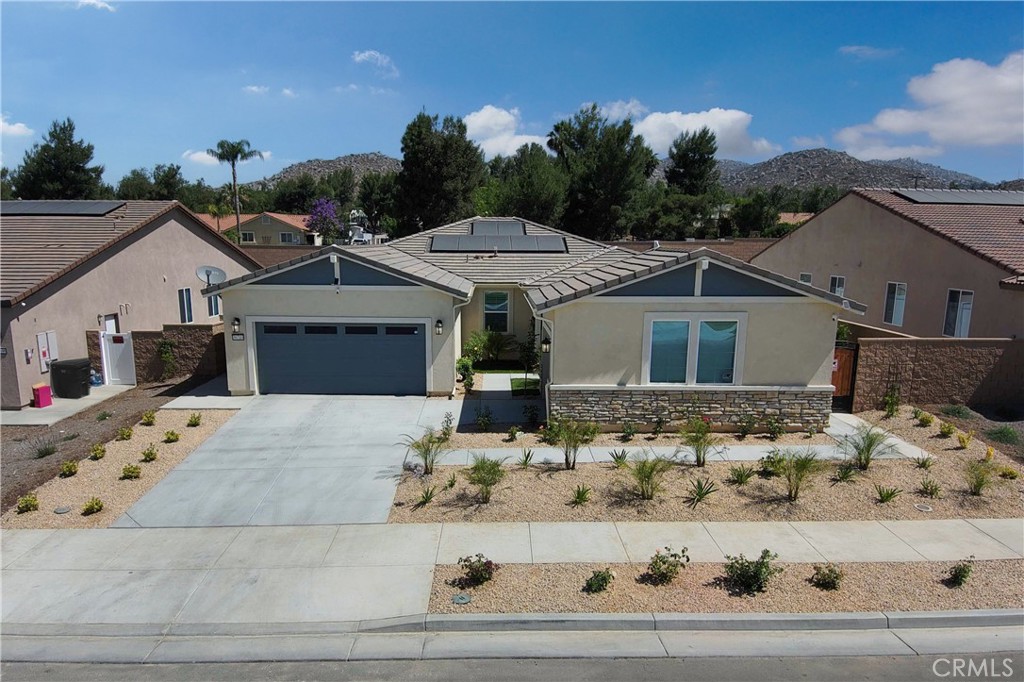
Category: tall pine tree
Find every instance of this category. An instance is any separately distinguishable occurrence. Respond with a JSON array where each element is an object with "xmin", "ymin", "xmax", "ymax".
[{"xmin": 12, "ymin": 118, "xmax": 106, "ymax": 199}]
